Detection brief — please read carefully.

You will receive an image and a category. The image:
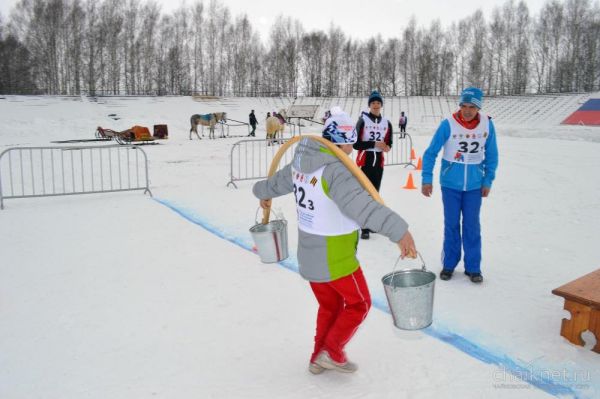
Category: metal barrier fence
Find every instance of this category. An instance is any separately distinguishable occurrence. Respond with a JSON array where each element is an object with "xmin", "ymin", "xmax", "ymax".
[
  {"xmin": 227, "ymin": 133, "xmax": 415, "ymax": 188},
  {"xmin": 384, "ymin": 133, "xmax": 415, "ymax": 168},
  {"xmin": 227, "ymin": 139, "xmax": 298, "ymax": 188},
  {"xmin": 0, "ymin": 145, "xmax": 152, "ymax": 209}
]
